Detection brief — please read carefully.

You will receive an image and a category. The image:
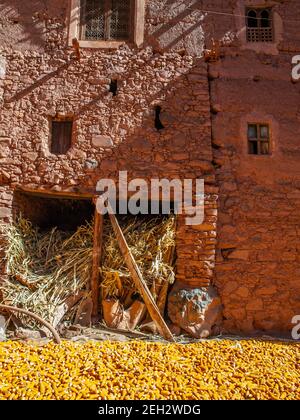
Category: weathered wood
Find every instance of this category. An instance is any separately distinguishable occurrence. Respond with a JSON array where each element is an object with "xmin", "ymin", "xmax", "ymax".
[
  {"xmin": 91, "ymin": 206, "xmax": 104, "ymax": 317},
  {"xmin": 157, "ymin": 282, "xmax": 169, "ymax": 314},
  {"xmin": 17, "ymin": 186, "xmax": 95, "ymax": 200},
  {"xmin": 107, "ymin": 210, "xmax": 175, "ymax": 342},
  {"xmin": 51, "ymin": 120, "xmax": 73, "ymax": 155},
  {"xmin": 0, "ymin": 304, "xmax": 61, "ymax": 344}
]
